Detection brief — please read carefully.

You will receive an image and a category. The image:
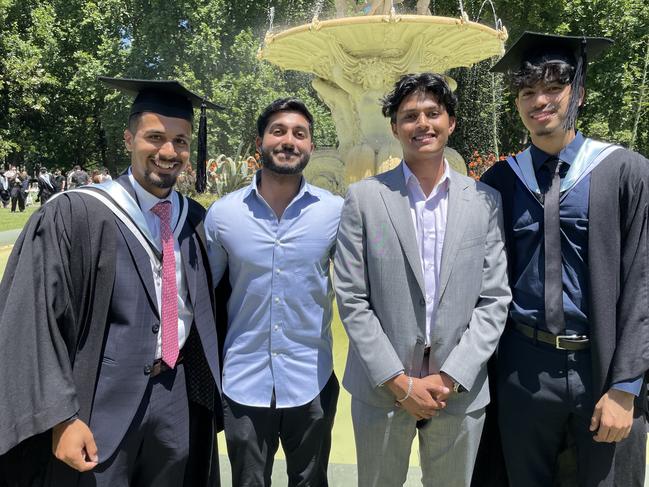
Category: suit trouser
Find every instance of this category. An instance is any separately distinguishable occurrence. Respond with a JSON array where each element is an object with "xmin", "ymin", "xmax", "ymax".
[
  {"xmin": 10, "ymin": 192, "xmax": 24, "ymax": 212},
  {"xmin": 351, "ymin": 397, "xmax": 485, "ymax": 487},
  {"xmin": 551, "ymin": 411, "xmax": 647, "ymax": 487},
  {"xmin": 222, "ymin": 372, "xmax": 339, "ymax": 487},
  {"xmin": 76, "ymin": 363, "xmax": 190, "ymax": 487},
  {"xmin": 612, "ymin": 409, "xmax": 647, "ymax": 487},
  {"xmin": 497, "ymin": 330, "xmax": 646, "ymax": 487}
]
